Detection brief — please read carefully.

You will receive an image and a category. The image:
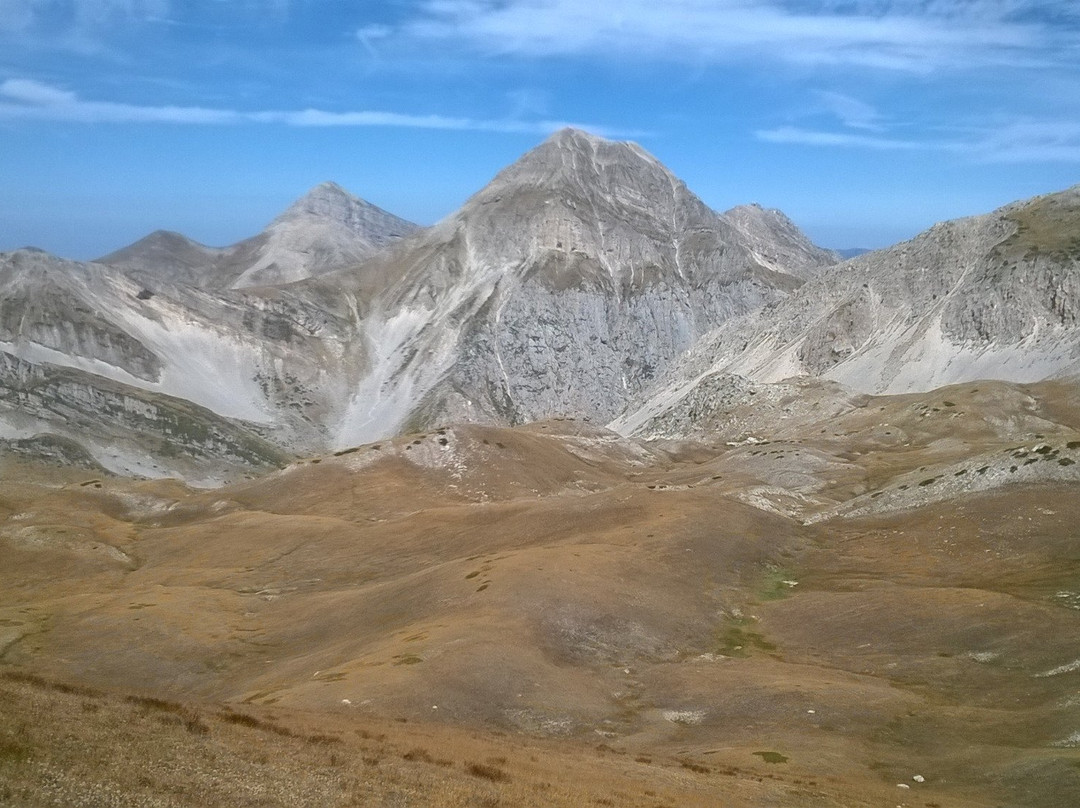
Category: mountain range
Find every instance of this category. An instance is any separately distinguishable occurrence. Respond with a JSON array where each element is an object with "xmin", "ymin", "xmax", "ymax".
[
  {"xmin": 5, "ymin": 129, "xmax": 1080, "ymax": 808},
  {"xmin": 1, "ymin": 128, "xmax": 1078, "ymax": 482}
]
